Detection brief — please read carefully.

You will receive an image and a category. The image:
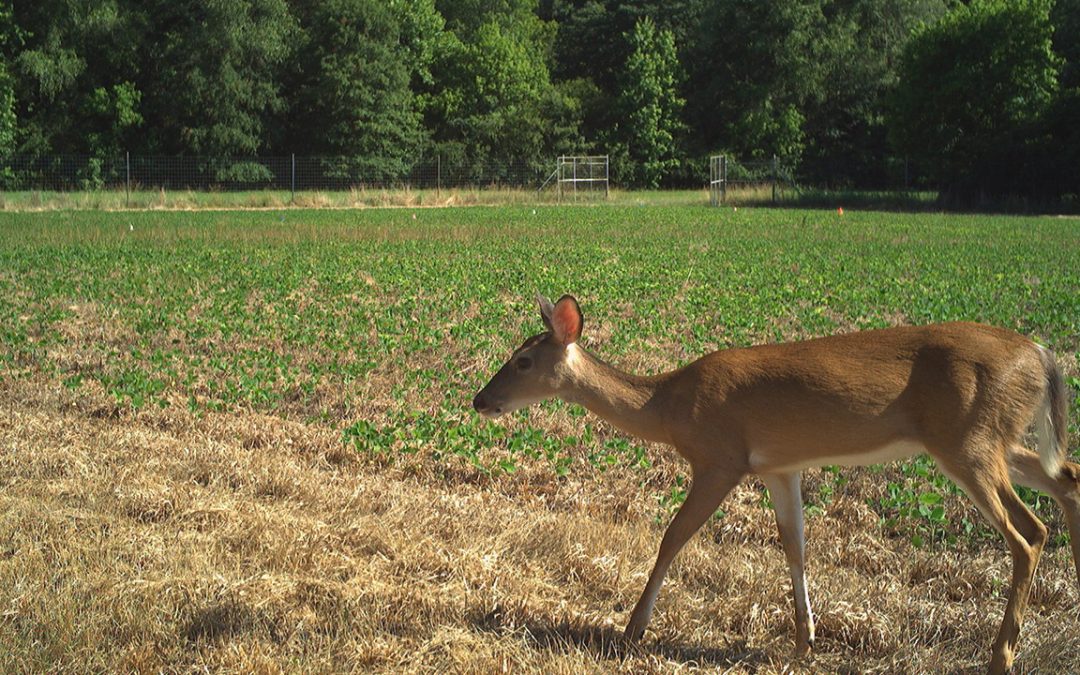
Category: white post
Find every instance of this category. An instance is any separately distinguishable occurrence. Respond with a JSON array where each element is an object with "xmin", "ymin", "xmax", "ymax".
[
  {"xmin": 557, "ymin": 155, "xmax": 562, "ymax": 202},
  {"xmin": 605, "ymin": 155, "xmax": 609, "ymax": 199},
  {"xmin": 721, "ymin": 156, "xmax": 727, "ymax": 204}
]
